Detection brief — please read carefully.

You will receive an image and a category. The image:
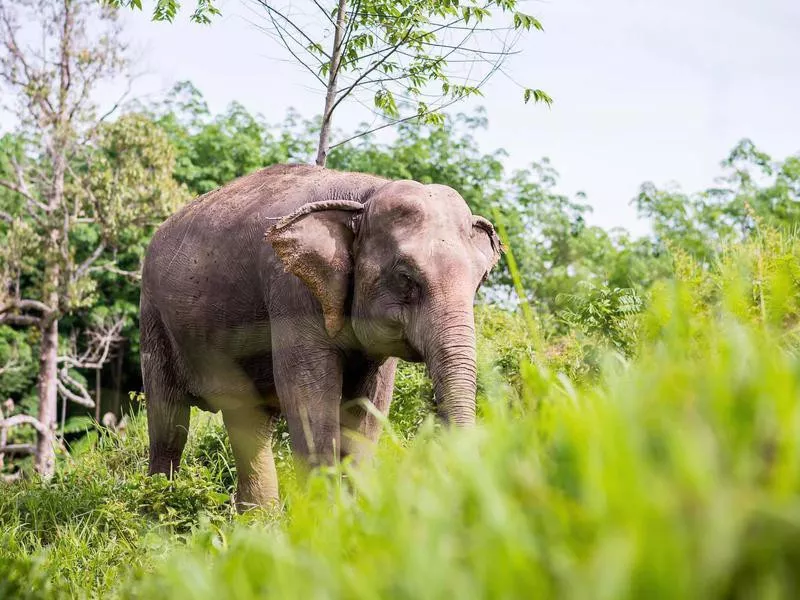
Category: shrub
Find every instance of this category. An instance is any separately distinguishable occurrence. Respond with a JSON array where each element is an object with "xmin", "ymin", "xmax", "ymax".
[{"xmin": 3, "ymin": 227, "xmax": 800, "ymax": 598}]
